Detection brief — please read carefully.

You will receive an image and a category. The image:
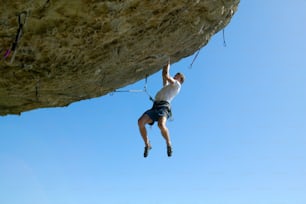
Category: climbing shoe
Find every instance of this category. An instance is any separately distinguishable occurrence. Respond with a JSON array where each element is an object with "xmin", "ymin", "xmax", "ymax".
[
  {"xmin": 167, "ymin": 146, "xmax": 172, "ymax": 157},
  {"xmin": 144, "ymin": 145, "xmax": 152, "ymax": 158}
]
